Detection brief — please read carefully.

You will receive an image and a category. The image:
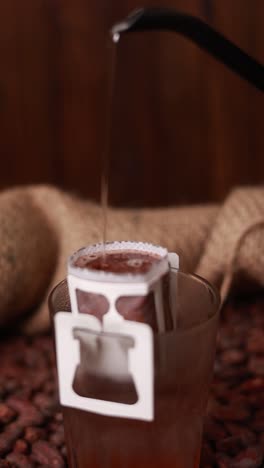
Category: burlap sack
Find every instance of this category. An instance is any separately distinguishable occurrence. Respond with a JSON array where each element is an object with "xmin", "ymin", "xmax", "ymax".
[
  {"xmin": 0, "ymin": 184, "xmax": 263, "ymax": 334},
  {"xmin": 0, "ymin": 188, "xmax": 57, "ymax": 328},
  {"xmin": 196, "ymin": 187, "xmax": 264, "ymax": 296}
]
